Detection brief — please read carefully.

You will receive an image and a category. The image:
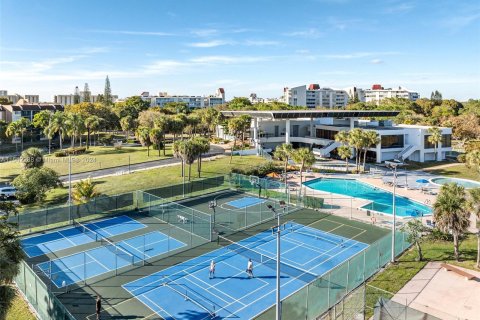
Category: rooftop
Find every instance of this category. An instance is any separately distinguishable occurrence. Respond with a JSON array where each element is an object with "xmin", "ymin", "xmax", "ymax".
[{"xmin": 220, "ymin": 110, "xmax": 400, "ymax": 119}]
